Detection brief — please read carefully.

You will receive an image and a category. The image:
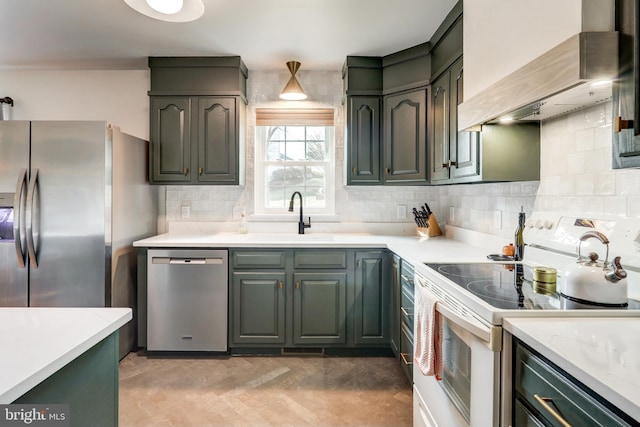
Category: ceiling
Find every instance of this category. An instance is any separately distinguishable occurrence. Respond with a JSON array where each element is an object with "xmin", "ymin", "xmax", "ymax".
[{"xmin": 0, "ymin": 0, "xmax": 457, "ymax": 71}]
